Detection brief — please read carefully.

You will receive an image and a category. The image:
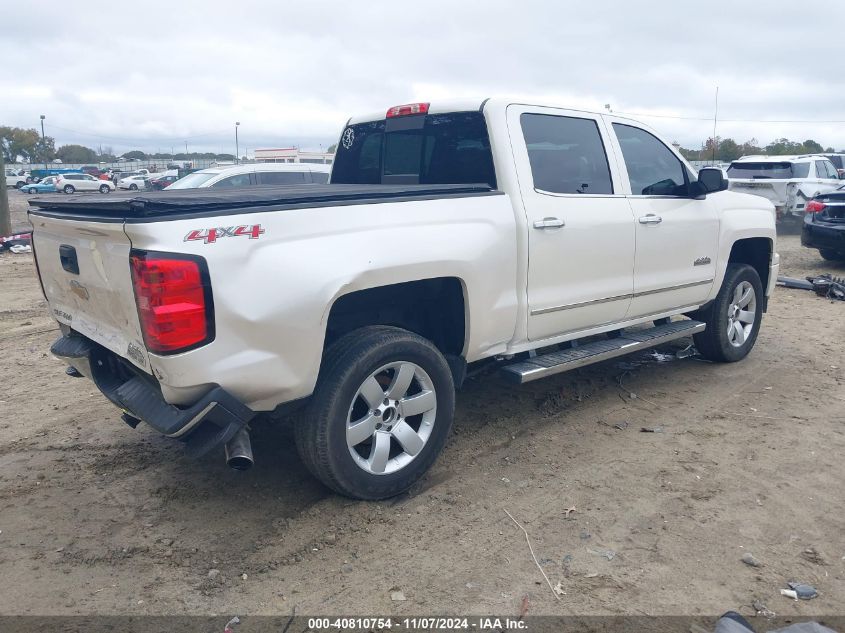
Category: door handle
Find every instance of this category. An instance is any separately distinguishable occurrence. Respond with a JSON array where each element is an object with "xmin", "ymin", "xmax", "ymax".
[
  {"xmin": 533, "ymin": 217, "xmax": 565, "ymax": 229},
  {"xmin": 638, "ymin": 214, "xmax": 663, "ymax": 225}
]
